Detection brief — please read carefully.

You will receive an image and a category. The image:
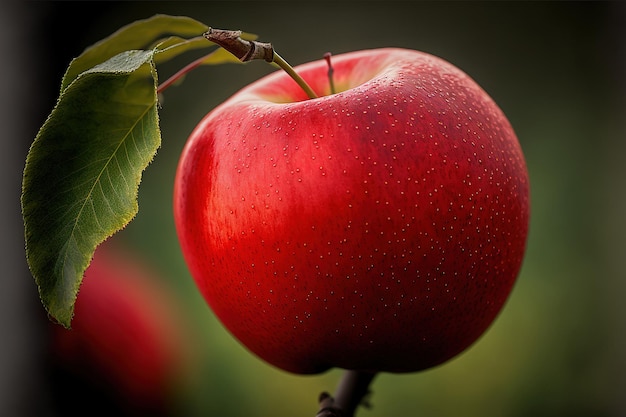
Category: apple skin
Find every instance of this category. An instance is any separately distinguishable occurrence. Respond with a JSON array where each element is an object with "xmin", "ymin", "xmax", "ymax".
[
  {"xmin": 47, "ymin": 240, "xmax": 191, "ymax": 415},
  {"xmin": 174, "ymin": 48, "xmax": 529, "ymax": 374}
]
